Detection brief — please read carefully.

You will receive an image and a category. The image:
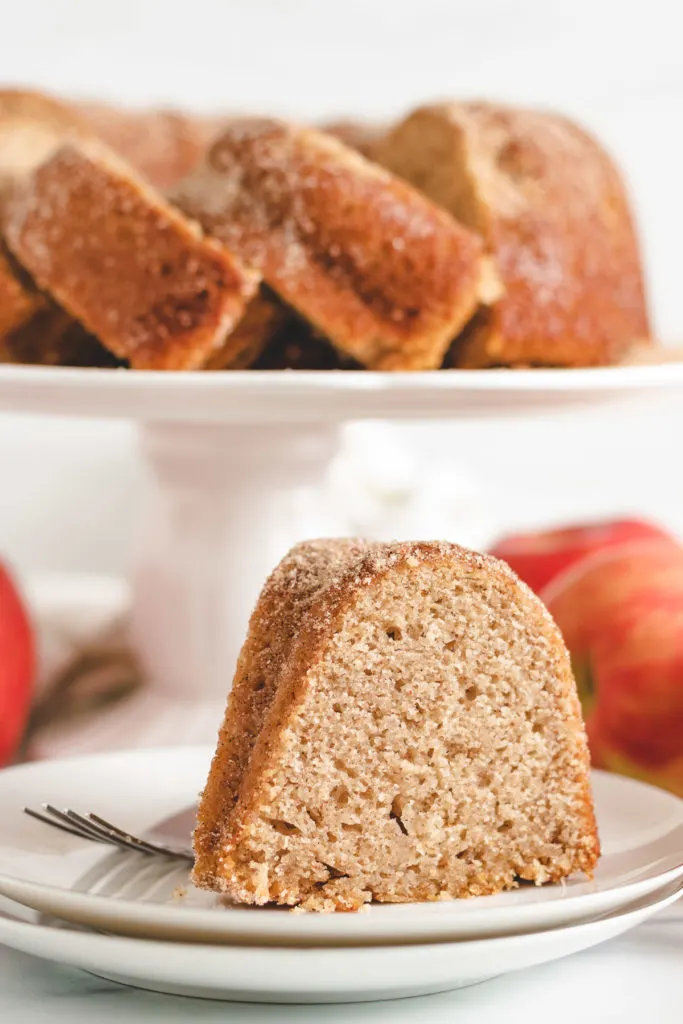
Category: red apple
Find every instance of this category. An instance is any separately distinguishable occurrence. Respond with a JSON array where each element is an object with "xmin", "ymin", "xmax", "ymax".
[
  {"xmin": 490, "ymin": 518, "xmax": 671, "ymax": 596},
  {"xmin": 542, "ymin": 537, "xmax": 683, "ymax": 796},
  {"xmin": 0, "ymin": 561, "xmax": 34, "ymax": 766}
]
